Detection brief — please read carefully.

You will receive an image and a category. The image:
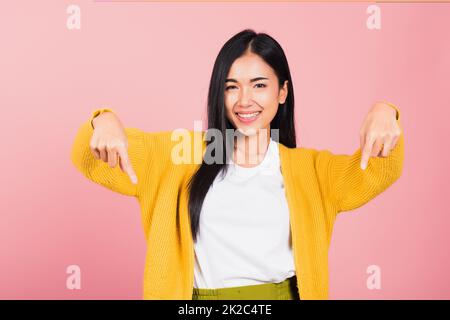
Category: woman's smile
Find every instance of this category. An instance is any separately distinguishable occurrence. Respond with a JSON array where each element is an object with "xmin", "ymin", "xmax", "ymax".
[{"xmin": 235, "ymin": 111, "xmax": 262, "ymax": 123}]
